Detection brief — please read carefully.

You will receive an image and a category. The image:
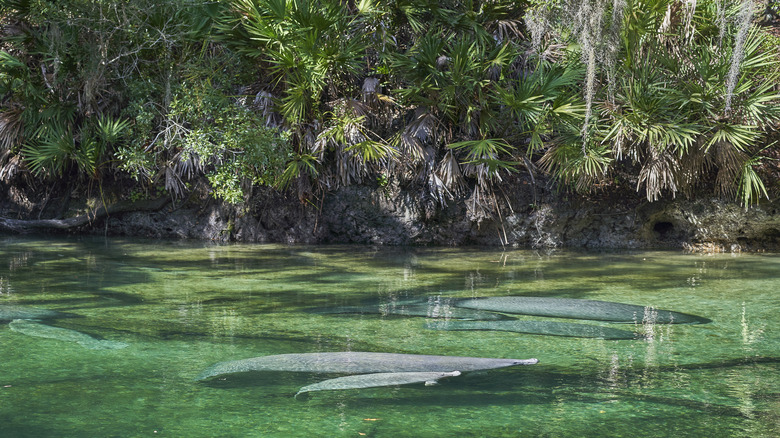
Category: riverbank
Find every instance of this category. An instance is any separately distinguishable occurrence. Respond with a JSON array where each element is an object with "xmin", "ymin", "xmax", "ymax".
[{"xmin": 2, "ymin": 175, "xmax": 778, "ymax": 252}]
